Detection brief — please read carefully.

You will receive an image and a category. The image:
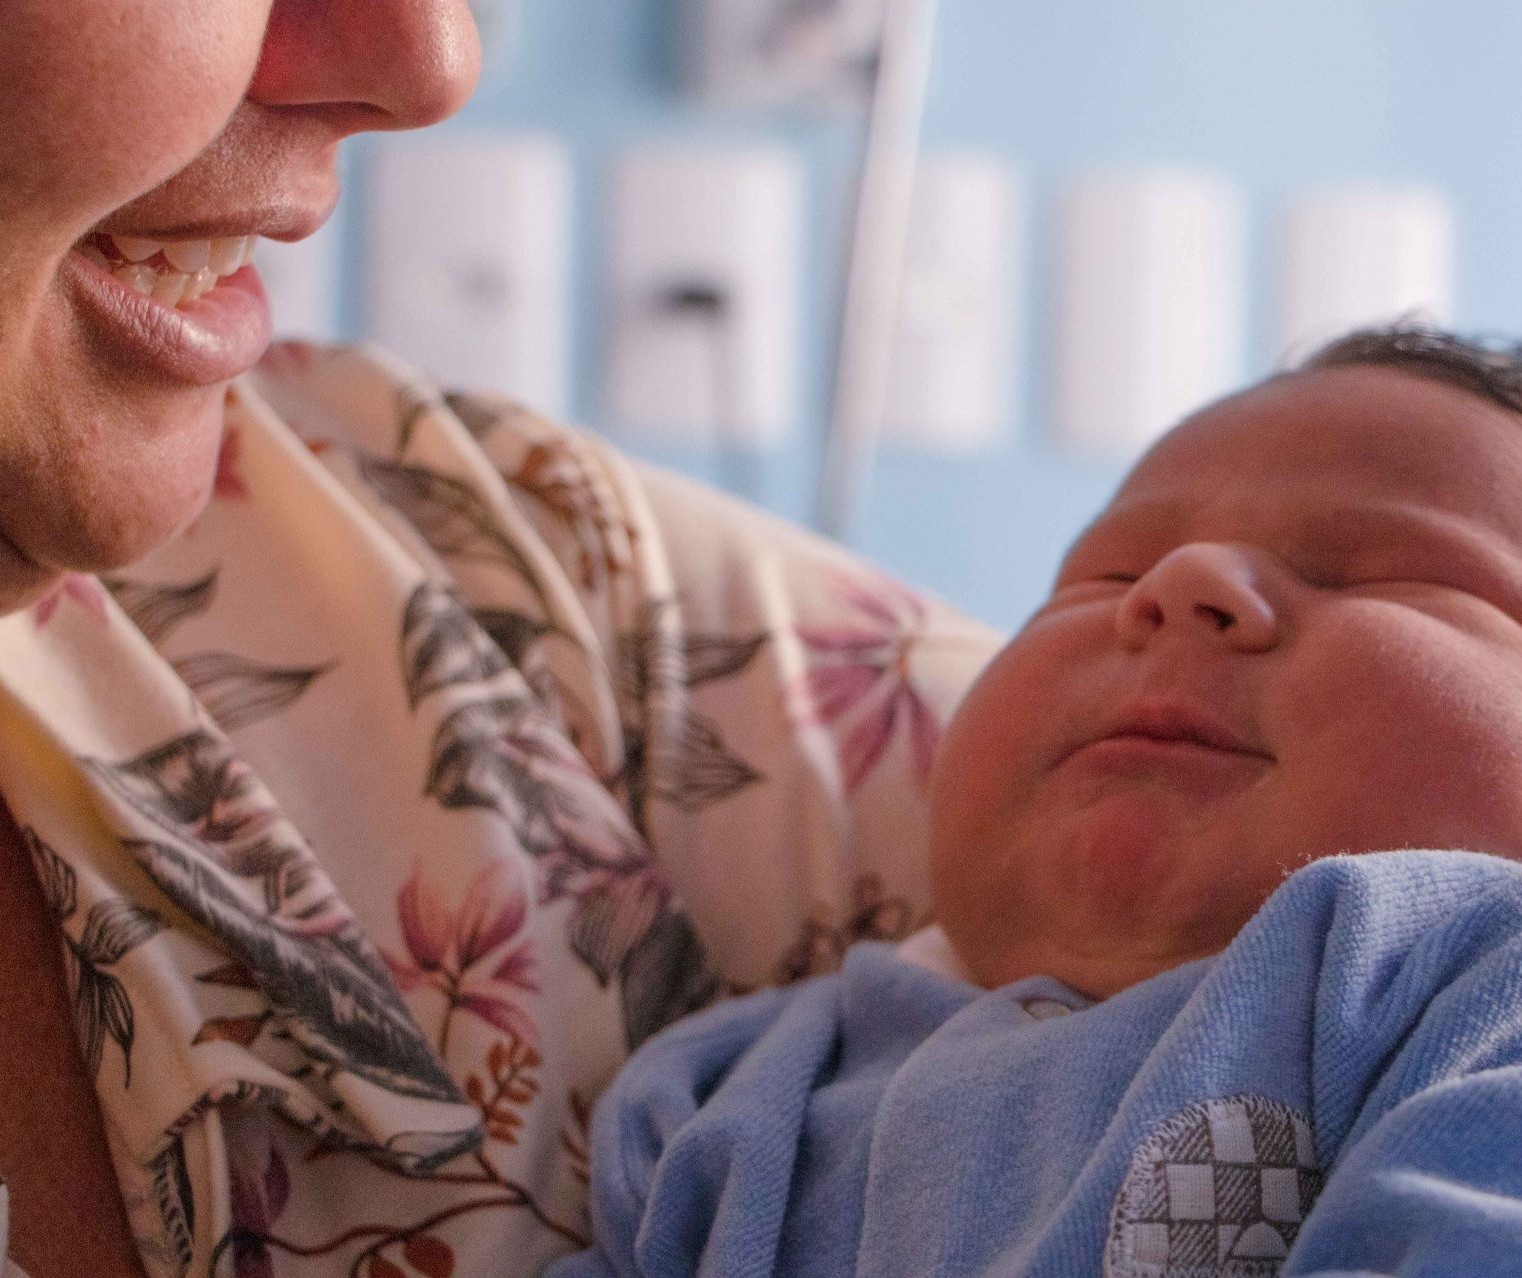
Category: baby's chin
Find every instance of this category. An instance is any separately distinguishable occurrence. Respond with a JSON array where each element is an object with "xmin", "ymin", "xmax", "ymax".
[{"xmin": 930, "ymin": 809, "xmax": 1274, "ymax": 994}]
